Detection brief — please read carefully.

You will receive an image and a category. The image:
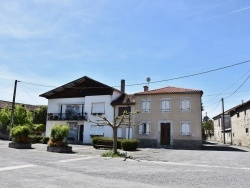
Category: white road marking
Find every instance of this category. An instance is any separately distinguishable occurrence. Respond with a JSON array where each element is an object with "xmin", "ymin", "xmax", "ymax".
[
  {"xmin": 0, "ymin": 164, "xmax": 37, "ymax": 172},
  {"xmin": 136, "ymin": 160, "xmax": 250, "ymax": 171},
  {"xmin": 49, "ymin": 156, "xmax": 99, "ymax": 163}
]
